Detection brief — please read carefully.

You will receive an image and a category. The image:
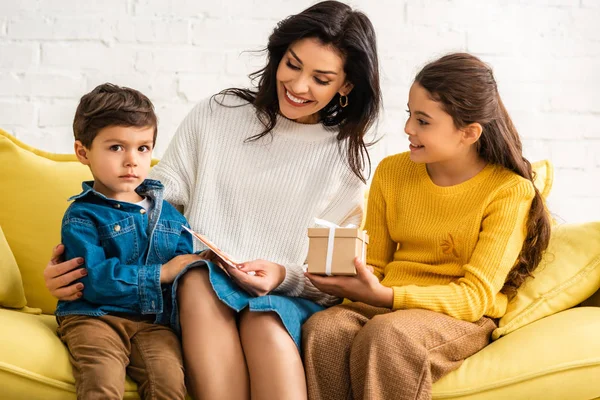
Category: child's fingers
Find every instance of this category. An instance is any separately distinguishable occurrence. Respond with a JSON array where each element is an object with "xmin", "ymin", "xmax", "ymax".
[{"xmin": 354, "ymin": 257, "xmax": 371, "ymax": 279}]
